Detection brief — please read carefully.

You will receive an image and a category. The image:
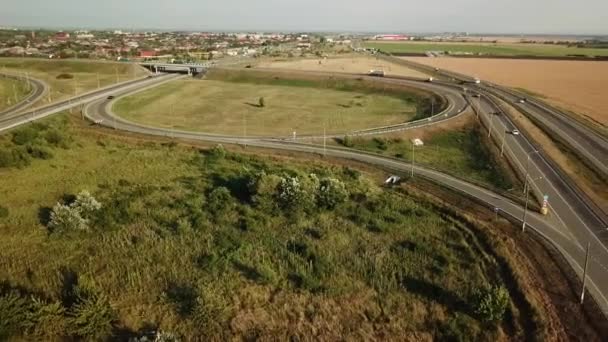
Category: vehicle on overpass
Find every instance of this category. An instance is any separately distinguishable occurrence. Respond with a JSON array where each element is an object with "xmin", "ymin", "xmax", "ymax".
[{"xmin": 368, "ymin": 69, "xmax": 385, "ymax": 77}]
